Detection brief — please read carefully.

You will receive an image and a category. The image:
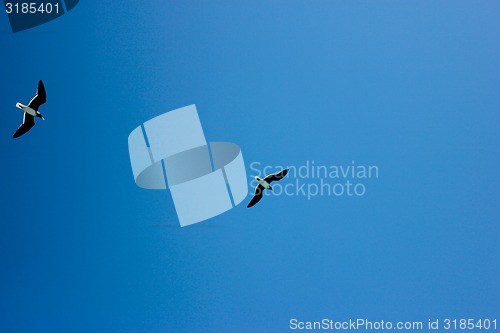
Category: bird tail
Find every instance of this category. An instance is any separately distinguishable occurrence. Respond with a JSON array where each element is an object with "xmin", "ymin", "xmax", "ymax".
[{"xmin": 16, "ymin": 102, "xmax": 26, "ymax": 109}]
